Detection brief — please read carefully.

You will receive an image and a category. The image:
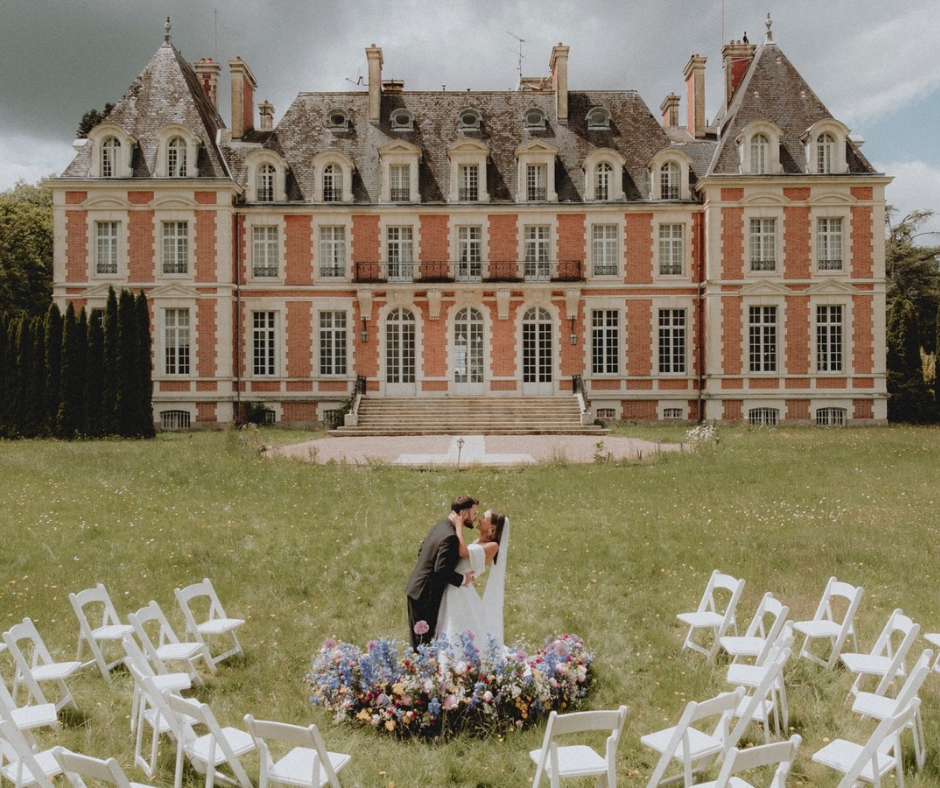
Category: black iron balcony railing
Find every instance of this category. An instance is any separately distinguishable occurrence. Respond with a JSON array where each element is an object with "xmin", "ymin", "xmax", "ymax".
[
  {"xmin": 458, "ymin": 187, "xmax": 479, "ymax": 201},
  {"xmin": 818, "ymin": 258, "xmax": 843, "ymax": 271},
  {"xmin": 750, "ymin": 259, "xmax": 777, "ymax": 272},
  {"xmin": 322, "ymin": 188, "xmax": 342, "ymax": 202},
  {"xmin": 390, "ymin": 187, "xmax": 411, "ymax": 202},
  {"xmin": 352, "ymin": 259, "xmax": 584, "ymax": 284}
]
